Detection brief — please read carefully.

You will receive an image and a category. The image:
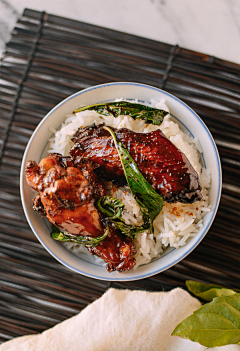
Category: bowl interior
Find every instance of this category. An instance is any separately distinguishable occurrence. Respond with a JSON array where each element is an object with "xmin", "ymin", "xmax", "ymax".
[{"xmin": 20, "ymin": 82, "xmax": 222, "ymax": 281}]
